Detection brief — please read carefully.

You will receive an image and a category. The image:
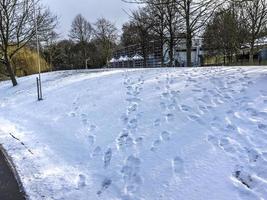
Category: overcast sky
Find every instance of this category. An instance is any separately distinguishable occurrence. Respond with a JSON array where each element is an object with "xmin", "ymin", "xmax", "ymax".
[{"xmin": 42, "ymin": 0, "xmax": 139, "ymax": 39}]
